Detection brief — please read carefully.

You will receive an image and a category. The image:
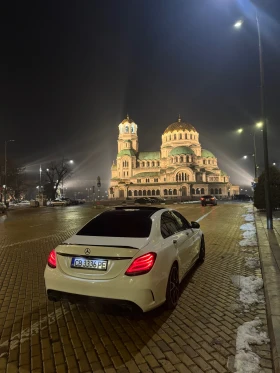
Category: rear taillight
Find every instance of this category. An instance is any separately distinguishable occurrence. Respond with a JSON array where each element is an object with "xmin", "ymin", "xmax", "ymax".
[
  {"xmin": 125, "ymin": 252, "xmax": 157, "ymax": 276},
  {"xmin": 211, "ymin": 198, "xmax": 215, "ymax": 200},
  {"xmin": 200, "ymin": 198, "xmax": 204, "ymax": 200},
  {"xmin": 47, "ymin": 250, "xmax": 56, "ymax": 268}
]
